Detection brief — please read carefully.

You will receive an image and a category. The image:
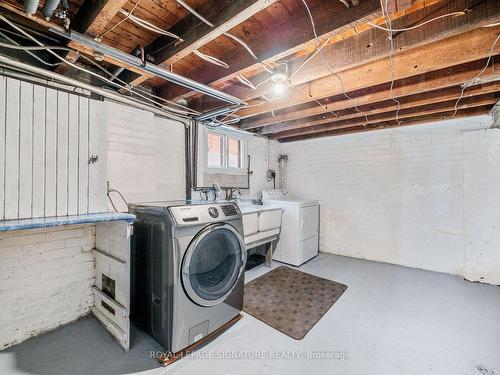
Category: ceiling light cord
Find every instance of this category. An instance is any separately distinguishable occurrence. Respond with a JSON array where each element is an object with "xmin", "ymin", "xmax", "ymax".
[
  {"xmin": 193, "ymin": 49, "xmax": 229, "ymax": 68},
  {"xmin": 368, "ymin": 11, "xmax": 466, "ymax": 33},
  {"xmin": 118, "ymin": 9, "xmax": 182, "ymax": 40},
  {"xmin": 451, "ymin": 33, "xmax": 500, "ymax": 118}
]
